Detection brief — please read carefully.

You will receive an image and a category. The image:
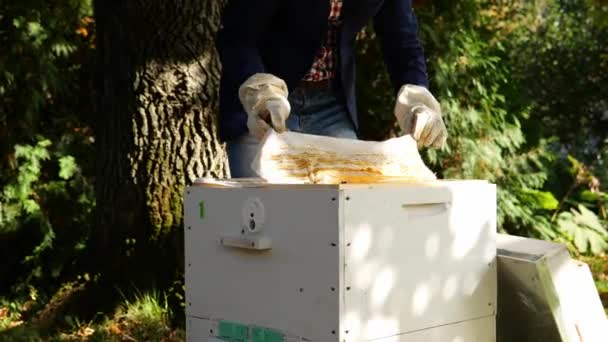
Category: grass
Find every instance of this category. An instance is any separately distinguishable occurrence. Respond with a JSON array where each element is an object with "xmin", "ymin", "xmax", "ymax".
[
  {"xmin": 0, "ymin": 289, "xmax": 184, "ymax": 342},
  {"xmin": 89, "ymin": 290, "xmax": 179, "ymax": 342}
]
